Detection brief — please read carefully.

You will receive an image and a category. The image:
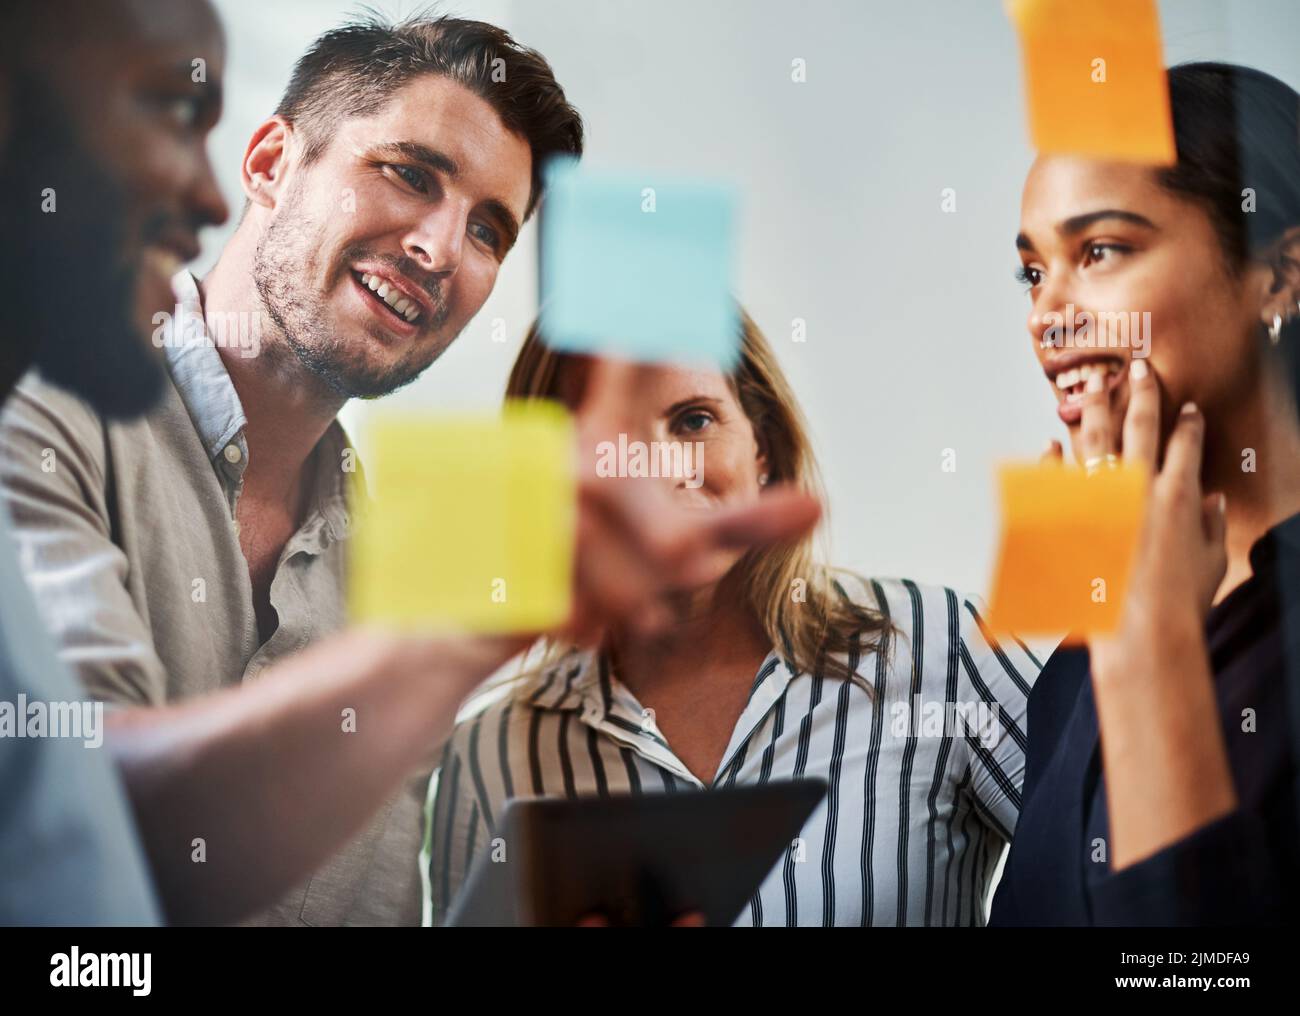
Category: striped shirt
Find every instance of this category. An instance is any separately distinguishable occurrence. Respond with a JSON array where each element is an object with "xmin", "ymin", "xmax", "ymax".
[{"xmin": 426, "ymin": 578, "xmax": 1041, "ymax": 926}]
